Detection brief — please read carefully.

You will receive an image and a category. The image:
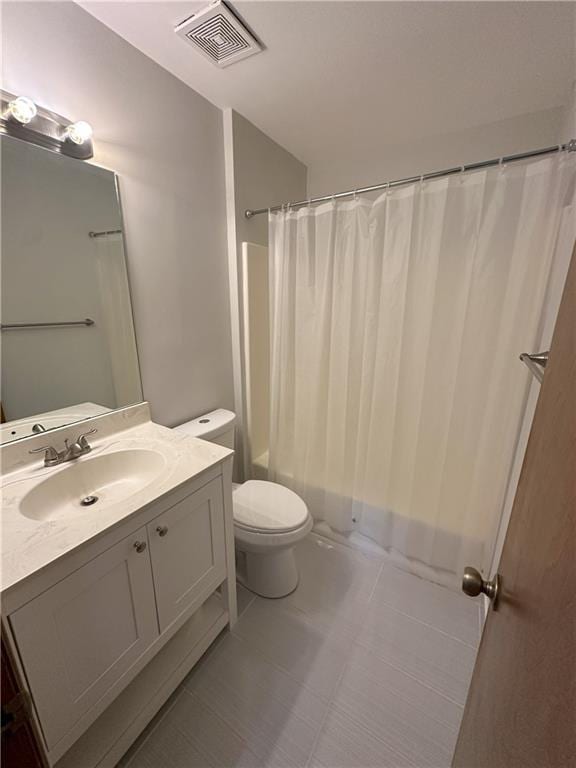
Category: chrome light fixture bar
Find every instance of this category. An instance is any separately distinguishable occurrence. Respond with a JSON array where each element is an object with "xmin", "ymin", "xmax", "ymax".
[{"xmin": 0, "ymin": 91, "xmax": 94, "ymax": 160}]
